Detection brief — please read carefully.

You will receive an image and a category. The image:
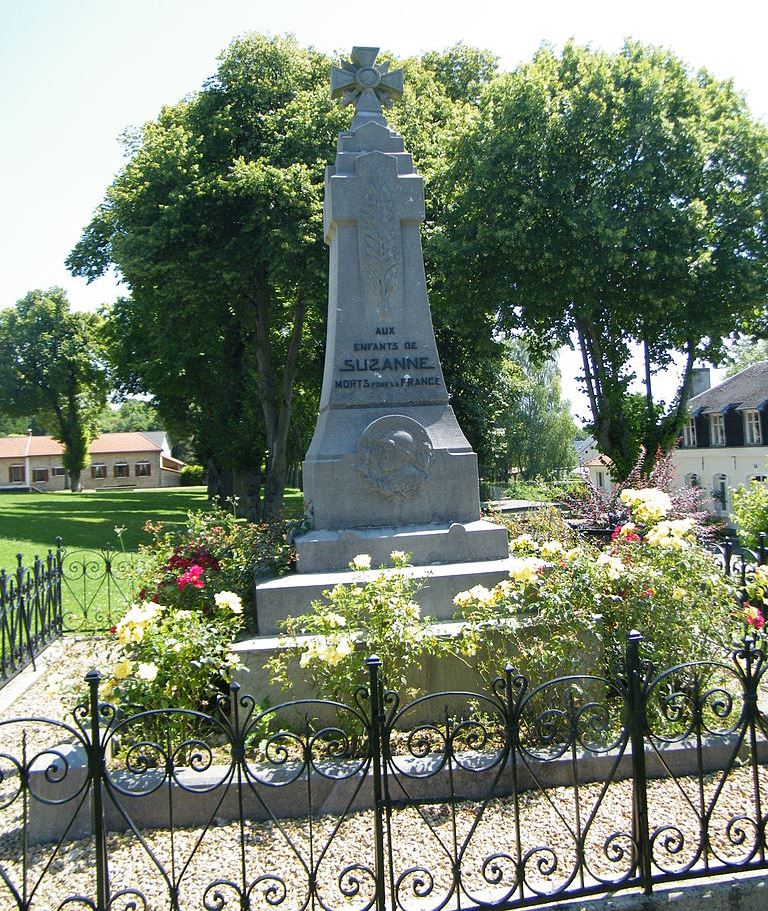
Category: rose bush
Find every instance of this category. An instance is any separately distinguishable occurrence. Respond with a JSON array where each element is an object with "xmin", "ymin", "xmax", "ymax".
[
  {"xmin": 98, "ymin": 506, "xmax": 296, "ymax": 743},
  {"xmin": 454, "ymin": 490, "xmax": 738, "ymax": 685},
  {"xmin": 267, "ymin": 552, "xmax": 444, "ymax": 705}
]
